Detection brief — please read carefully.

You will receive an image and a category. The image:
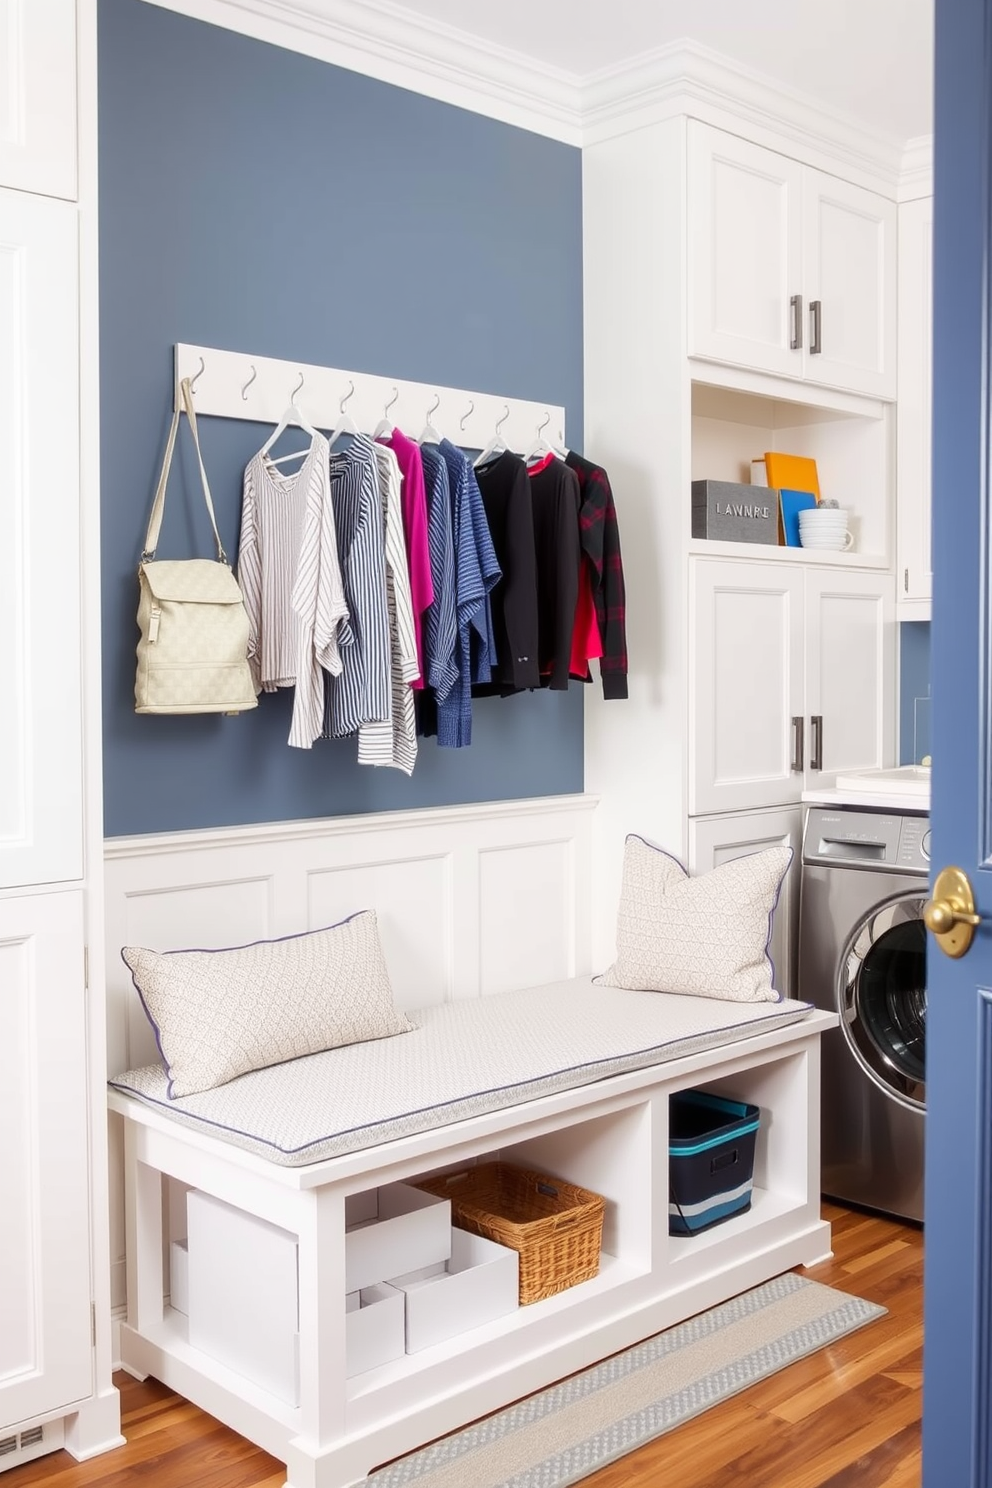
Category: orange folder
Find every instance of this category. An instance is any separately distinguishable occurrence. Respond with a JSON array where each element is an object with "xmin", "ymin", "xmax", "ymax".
[{"xmin": 763, "ymin": 451, "xmax": 821, "ymax": 501}]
